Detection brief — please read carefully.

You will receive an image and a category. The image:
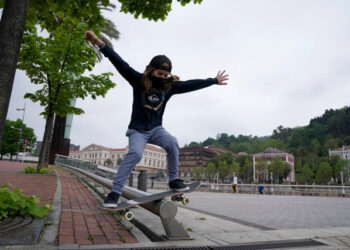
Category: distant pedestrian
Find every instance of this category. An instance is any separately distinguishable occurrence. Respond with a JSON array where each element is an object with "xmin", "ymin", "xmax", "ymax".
[
  {"xmin": 151, "ymin": 180, "xmax": 154, "ymax": 189},
  {"xmin": 232, "ymin": 176, "xmax": 238, "ymax": 194},
  {"xmin": 257, "ymin": 185, "xmax": 264, "ymax": 195}
]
